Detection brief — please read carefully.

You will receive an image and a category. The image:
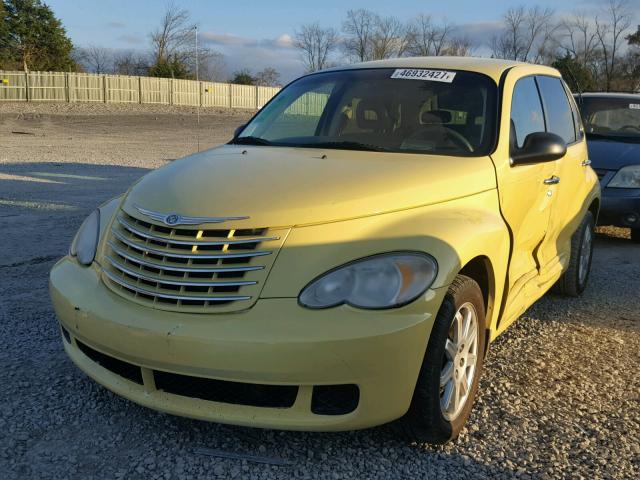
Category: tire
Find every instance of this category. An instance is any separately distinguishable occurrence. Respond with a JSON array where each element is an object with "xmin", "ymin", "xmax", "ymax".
[
  {"xmin": 395, "ymin": 275, "xmax": 486, "ymax": 444},
  {"xmin": 631, "ymin": 228, "xmax": 640, "ymax": 244},
  {"xmin": 553, "ymin": 211, "xmax": 594, "ymax": 297}
]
